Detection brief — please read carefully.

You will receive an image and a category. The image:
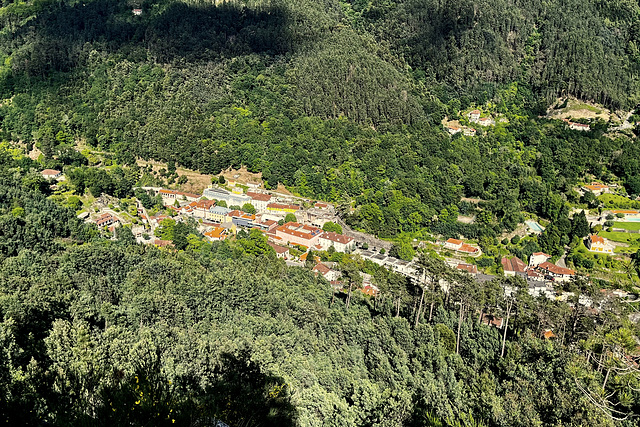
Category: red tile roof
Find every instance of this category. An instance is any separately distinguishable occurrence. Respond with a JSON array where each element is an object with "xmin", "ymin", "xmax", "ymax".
[
  {"xmin": 268, "ymin": 242, "xmax": 289, "ymax": 254},
  {"xmin": 312, "ymin": 263, "xmax": 331, "ymax": 275},
  {"xmin": 41, "ymin": 169, "xmax": 61, "ymax": 176},
  {"xmin": 321, "ymin": 231, "xmax": 353, "ymax": 245},
  {"xmin": 501, "ymin": 256, "xmax": 527, "ymax": 273},
  {"xmin": 457, "ymin": 263, "xmax": 478, "ymax": 274},
  {"xmin": 538, "ymin": 261, "xmax": 575, "ymax": 276},
  {"xmin": 247, "ymin": 192, "xmax": 272, "ymax": 202},
  {"xmin": 459, "ymin": 243, "xmax": 479, "ymax": 253},
  {"xmin": 611, "ymin": 210, "xmax": 639, "ymax": 214},
  {"xmin": 446, "ymin": 238, "xmax": 463, "ymax": 246},
  {"xmin": 589, "ymin": 234, "xmax": 606, "ymax": 245},
  {"xmin": 204, "ymin": 227, "xmax": 227, "ymax": 240},
  {"xmin": 275, "ymin": 222, "xmax": 323, "ymax": 240}
]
